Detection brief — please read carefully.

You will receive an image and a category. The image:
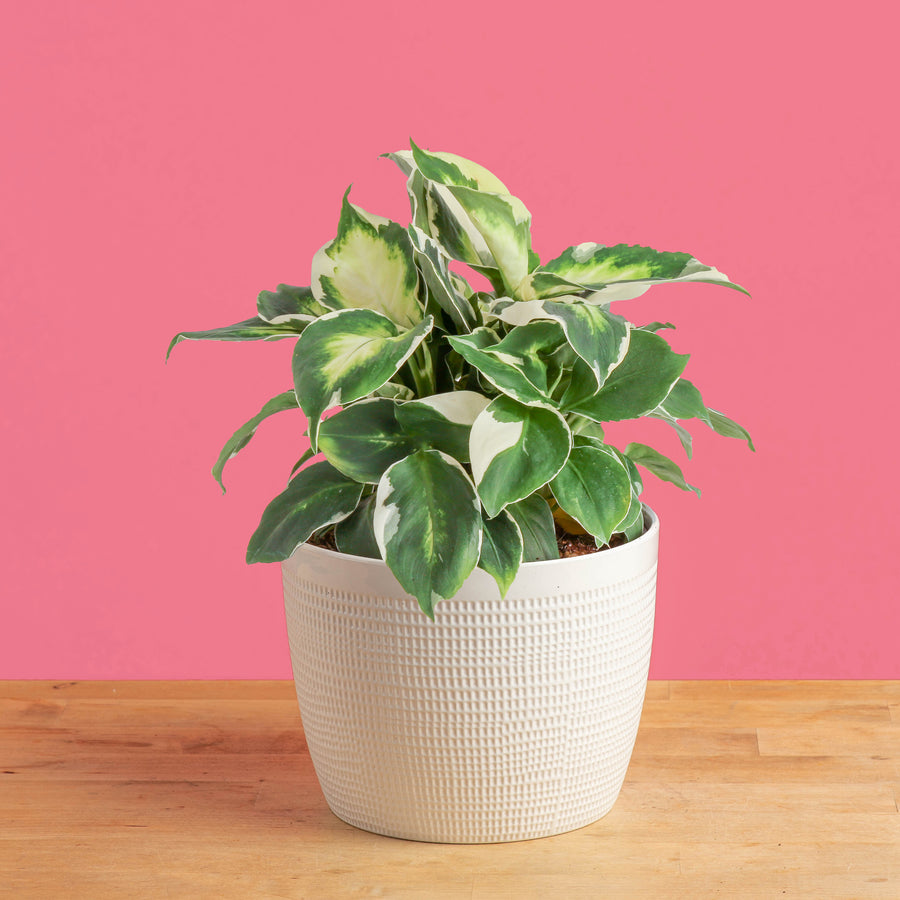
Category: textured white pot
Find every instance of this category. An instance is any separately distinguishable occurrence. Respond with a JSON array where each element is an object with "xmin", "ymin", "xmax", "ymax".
[{"xmin": 282, "ymin": 506, "xmax": 659, "ymax": 843}]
